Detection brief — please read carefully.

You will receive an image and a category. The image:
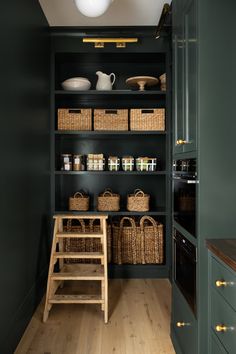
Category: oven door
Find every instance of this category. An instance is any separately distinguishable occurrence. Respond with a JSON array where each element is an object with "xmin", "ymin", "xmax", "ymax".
[
  {"xmin": 173, "ymin": 175, "xmax": 197, "ymax": 237},
  {"xmin": 174, "ymin": 230, "xmax": 197, "ymax": 315}
]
